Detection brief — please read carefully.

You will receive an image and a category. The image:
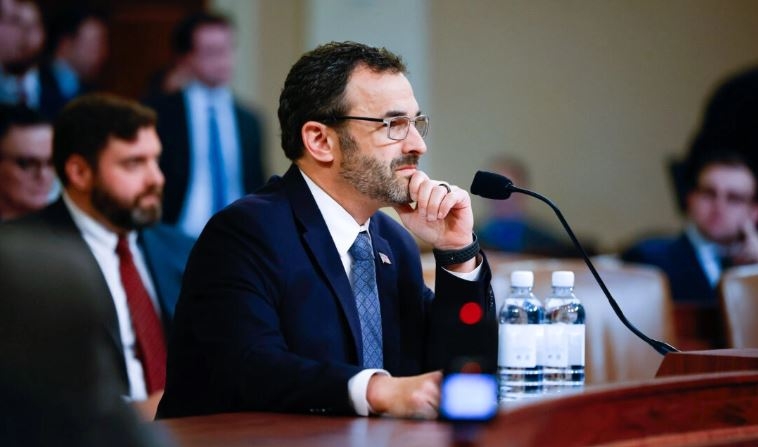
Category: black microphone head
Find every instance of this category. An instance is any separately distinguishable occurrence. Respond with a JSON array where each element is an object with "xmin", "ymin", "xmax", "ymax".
[{"xmin": 470, "ymin": 170, "xmax": 514, "ymax": 200}]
